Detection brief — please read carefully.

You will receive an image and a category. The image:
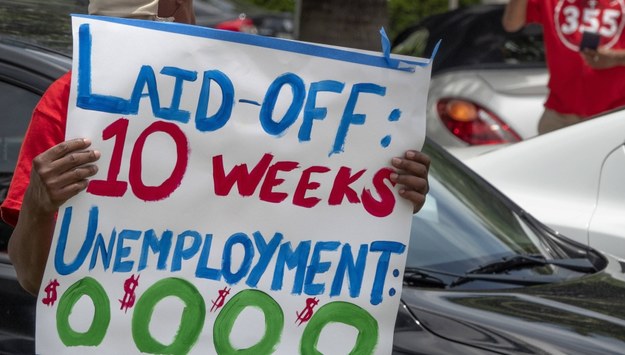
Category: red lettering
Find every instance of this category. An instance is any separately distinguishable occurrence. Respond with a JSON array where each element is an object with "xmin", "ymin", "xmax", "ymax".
[
  {"xmin": 88, "ymin": 119, "xmax": 187, "ymax": 201},
  {"xmin": 361, "ymin": 168, "xmax": 395, "ymax": 218},
  {"xmin": 211, "ymin": 155, "xmax": 398, "ymax": 218},
  {"xmin": 213, "ymin": 153, "xmax": 274, "ymax": 196},
  {"xmin": 328, "ymin": 167, "xmax": 366, "ymax": 205},
  {"xmin": 129, "ymin": 121, "xmax": 188, "ymax": 201},
  {"xmin": 259, "ymin": 161, "xmax": 299, "ymax": 203},
  {"xmin": 292, "ymin": 166, "xmax": 331, "ymax": 208},
  {"xmin": 87, "ymin": 118, "xmax": 129, "ymax": 197}
]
